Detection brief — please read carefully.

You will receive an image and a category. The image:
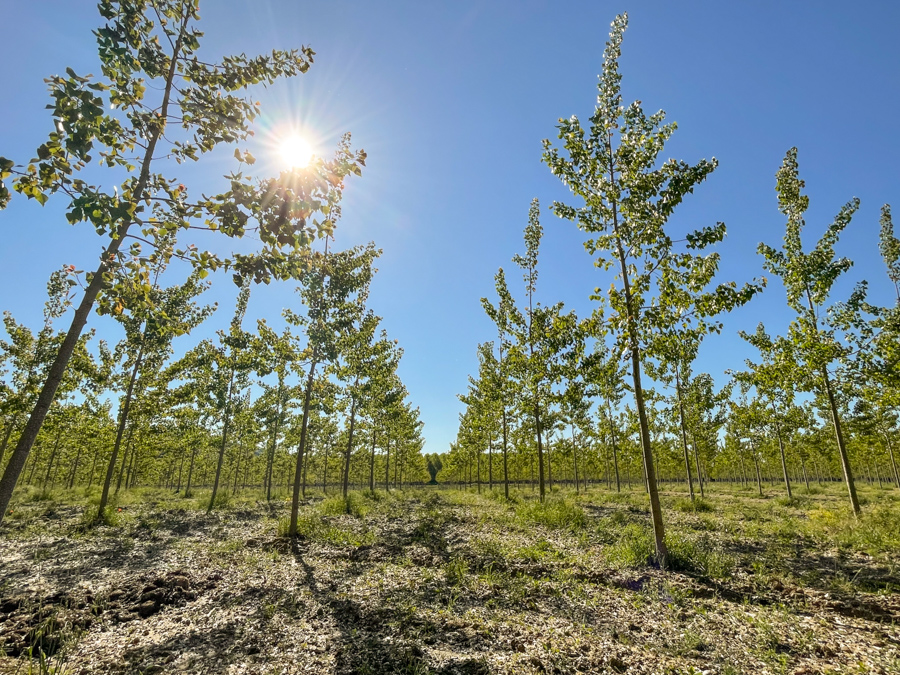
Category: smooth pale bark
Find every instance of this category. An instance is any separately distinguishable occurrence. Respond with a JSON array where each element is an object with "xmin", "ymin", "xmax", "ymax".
[
  {"xmin": 115, "ymin": 428, "xmax": 135, "ymax": 494},
  {"xmin": 98, "ymin": 344, "xmax": 145, "ymax": 519},
  {"xmin": 820, "ymin": 367, "xmax": 860, "ymax": 513},
  {"xmin": 184, "ymin": 441, "xmax": 198, "ymax": 498},
  {"xmin": 606, "ymin": 398, "xmax": 621, "ymax": 493},
  {"xmin": 771, "ymin": 405, "xmax": 792, "ymax": 499},
  {"xmin": 609, "ymin": 141, "xmax": 667, "ymax": 567},
  {"xmin": 501, "ymin": 407, "xmax": 510, "ymax": 500},
  {"xmin": 42, "ymin": 426, "xmax": 64, "ymax": 490},
  {"xmin": 488, "ymin": 436, "xmax": 493, "ymax": 492},
  {"xmin": 674, "ymin": 369, "xmax": 695, "ymax": 500},
  {"xmin": 883, "ymin": 431, "xmax": 900, "ymax": 489},
  {"xmin": 288, "ymin": 356, "xmax": 318, "ymax": 536},
  {"xmin": 0, "ymin": 19, "xmax": 188, "ymax": 527},
  {"xmin": 342, "ymin": 386, "xmax": 358, "ymax": 498},
  {"xmin": 207, "ymin": 366, "xmax": 237, "ymax": 513},
  {"xmin": 571, "ymin": 424, "xmax": 579, "ymax": 495},
  {"xmin": 368, "ymin": 427, "xmax": 377, "ymax": 493}
]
